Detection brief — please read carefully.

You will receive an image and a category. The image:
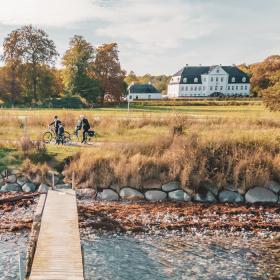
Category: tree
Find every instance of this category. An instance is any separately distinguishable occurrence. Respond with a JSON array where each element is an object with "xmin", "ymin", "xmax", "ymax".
[
  {"xmin": 62, "ymin": 35, "xmax": 100, "ymax": 103},
  {"xmin": 94, "ymin": 43, "xmax": 126, "ymax": 103},
  {"xmin": 2, "ymin": 25, "xmax": 58, "ymax": 102},
  {"xmin": 262, "ymin": 82, "xmax": 280, "ymax": 111}
]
